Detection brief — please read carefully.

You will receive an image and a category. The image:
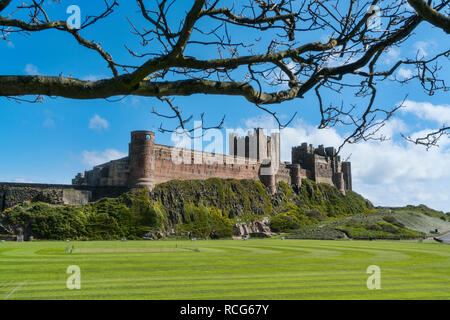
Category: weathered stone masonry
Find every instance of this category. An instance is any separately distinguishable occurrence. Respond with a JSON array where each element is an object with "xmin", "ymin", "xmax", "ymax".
[
  {"xmin": 73, "ymin": 129, "xmax": 352, "ymax": 195},
  {"xmin": 0, "ymin": 183, "xmax": 128, "ymax": 212}
]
